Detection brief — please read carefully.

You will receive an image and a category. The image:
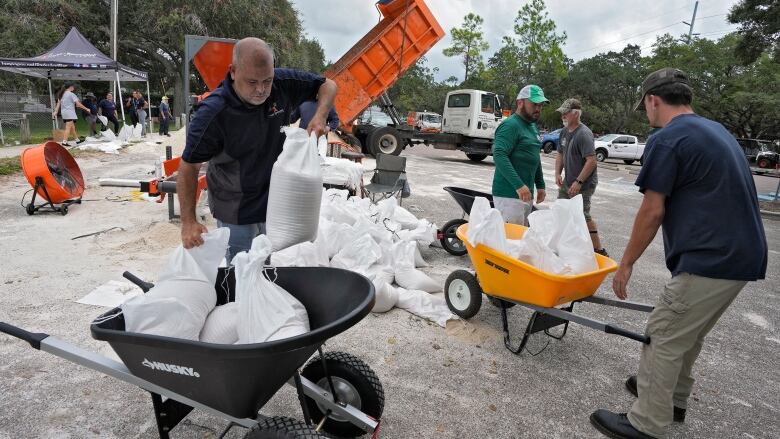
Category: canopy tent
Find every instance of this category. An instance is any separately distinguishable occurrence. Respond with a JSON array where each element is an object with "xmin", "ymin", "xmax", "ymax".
[{"xmin": 0, "ymin": 27, "xmax": 150, "ymax": 131}]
